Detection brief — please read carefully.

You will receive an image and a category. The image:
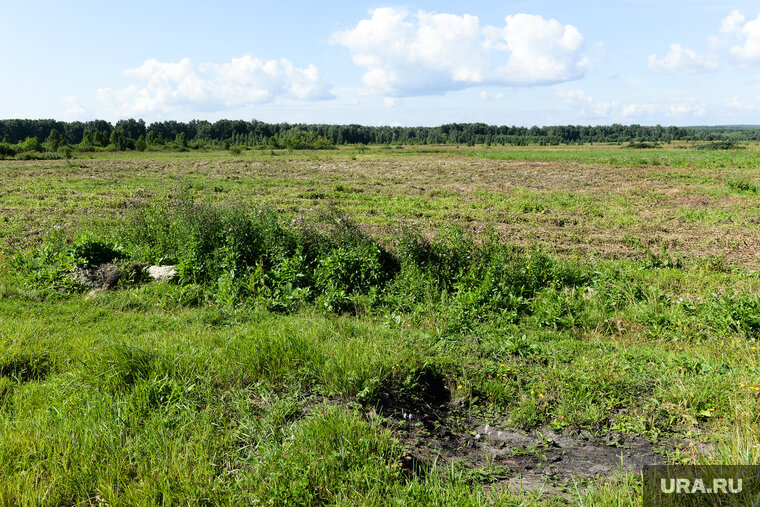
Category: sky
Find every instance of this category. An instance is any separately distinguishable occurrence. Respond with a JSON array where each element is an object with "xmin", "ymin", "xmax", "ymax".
[{"xmin": 2, "ymin": 0, "xmax": 760, "ymax": 127}]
